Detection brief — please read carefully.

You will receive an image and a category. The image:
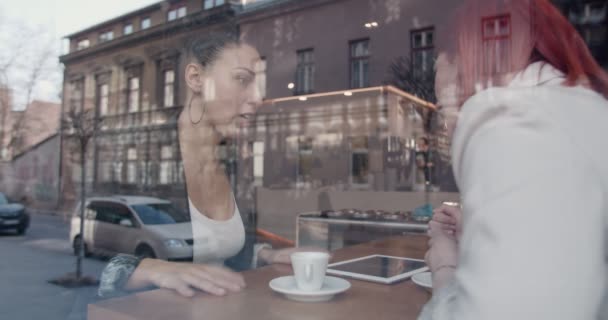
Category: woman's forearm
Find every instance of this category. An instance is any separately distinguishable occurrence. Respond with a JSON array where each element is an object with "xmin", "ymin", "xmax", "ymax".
[{"xmin": 124, "ymin": 258, "xmax": 164, "ymax": 291}]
